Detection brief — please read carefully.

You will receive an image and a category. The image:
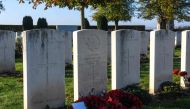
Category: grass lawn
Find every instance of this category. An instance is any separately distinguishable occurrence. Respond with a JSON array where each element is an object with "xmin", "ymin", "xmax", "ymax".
[{"xmin": 0, "ymin": 47, "xmax": 190, "ymax": 109}]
